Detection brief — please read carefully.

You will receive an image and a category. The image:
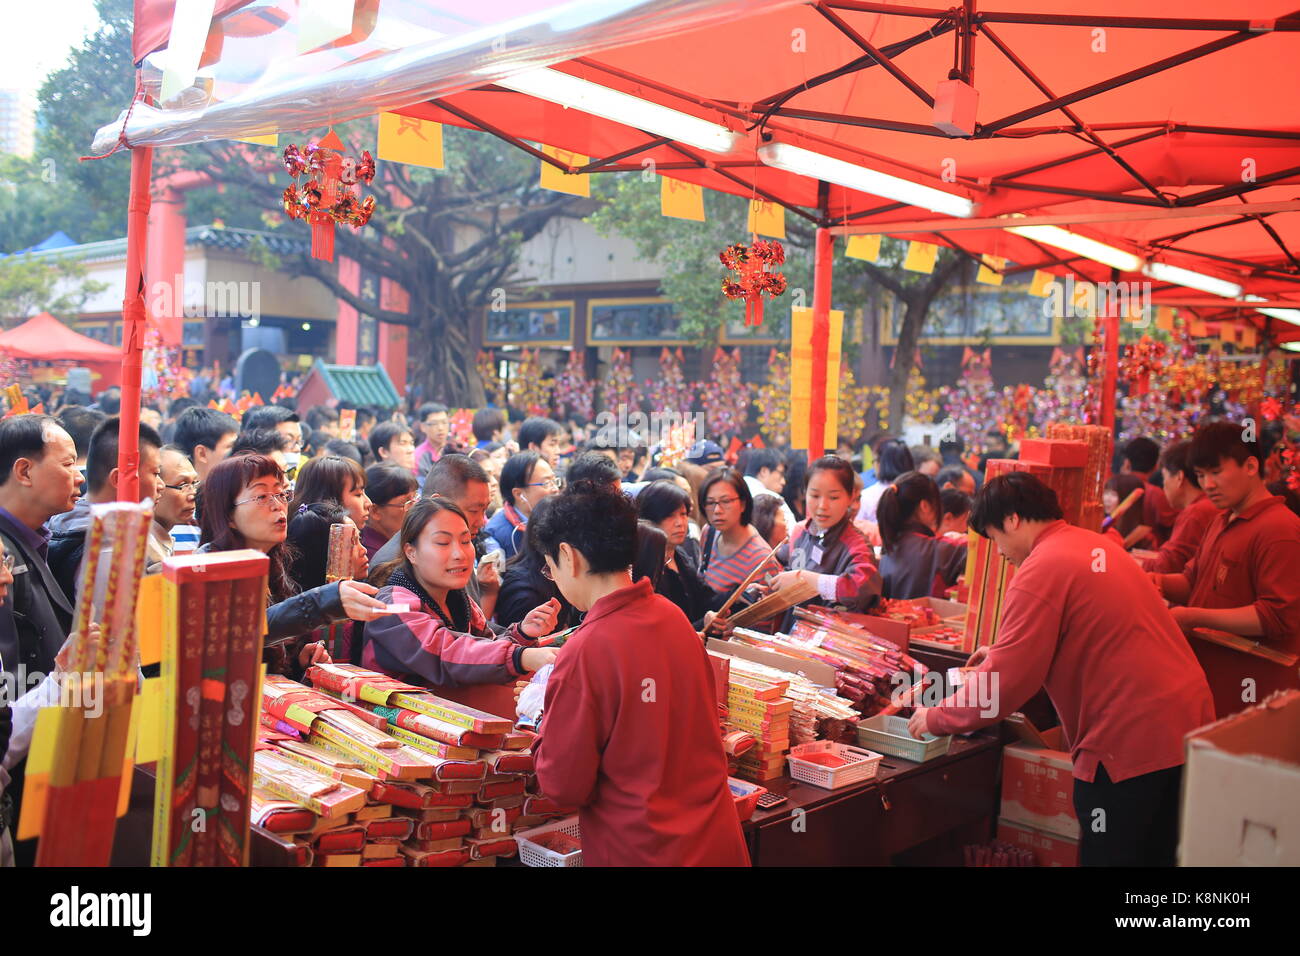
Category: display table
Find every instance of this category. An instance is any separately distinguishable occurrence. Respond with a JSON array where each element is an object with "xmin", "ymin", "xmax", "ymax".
[{"xmin": 742, "ymin": 732, "xmax": 1002, "ymax": 866}]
